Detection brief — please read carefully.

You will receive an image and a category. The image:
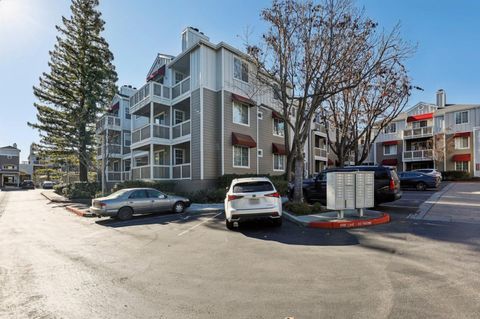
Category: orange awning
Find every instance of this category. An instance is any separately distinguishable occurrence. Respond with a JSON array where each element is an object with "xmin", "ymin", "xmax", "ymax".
[
  {"xmin": 452, "ymin": 154, "xmax": 471, "ymax": 162},
  {"xmin": 232, "ymin": 132, "xmax": 256, "ymax": 148},
  {"xmin": 272, "ymin": 143, "xmax": 286, "ymax": 155},
  {"xmin": 231, "ymin": 93, "xmax": 255, "ymax": 106}
]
